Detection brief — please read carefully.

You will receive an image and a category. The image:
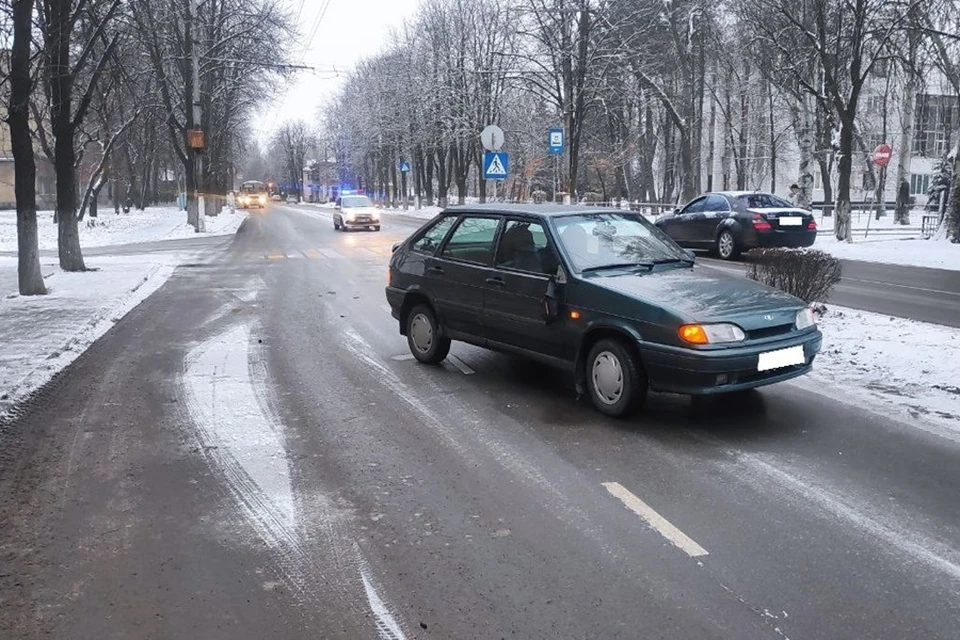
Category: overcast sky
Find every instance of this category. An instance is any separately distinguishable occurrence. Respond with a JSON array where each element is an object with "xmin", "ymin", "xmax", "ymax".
[{"xmin": 251, "ymin": 0, "xmax": 420, "ymax": 148}]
